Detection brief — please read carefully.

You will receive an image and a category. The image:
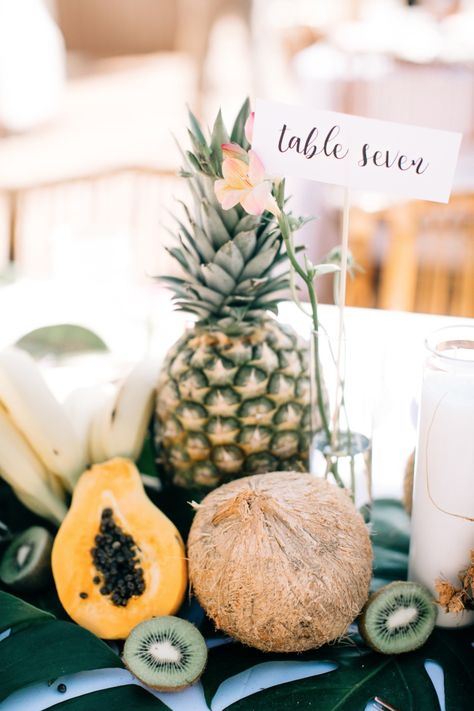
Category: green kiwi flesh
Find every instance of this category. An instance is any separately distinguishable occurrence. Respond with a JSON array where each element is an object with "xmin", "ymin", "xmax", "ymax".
[
  {"xmin": 0, "ymin": 526, "xmax": 53, "ymax": 591},
  {"xmin": 123, "ymin": 616, "xmax": 207, "ymax": 691},
  {"xmin": 359, "ymin": 581, "xmax": 437, "ymax": 654}
]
